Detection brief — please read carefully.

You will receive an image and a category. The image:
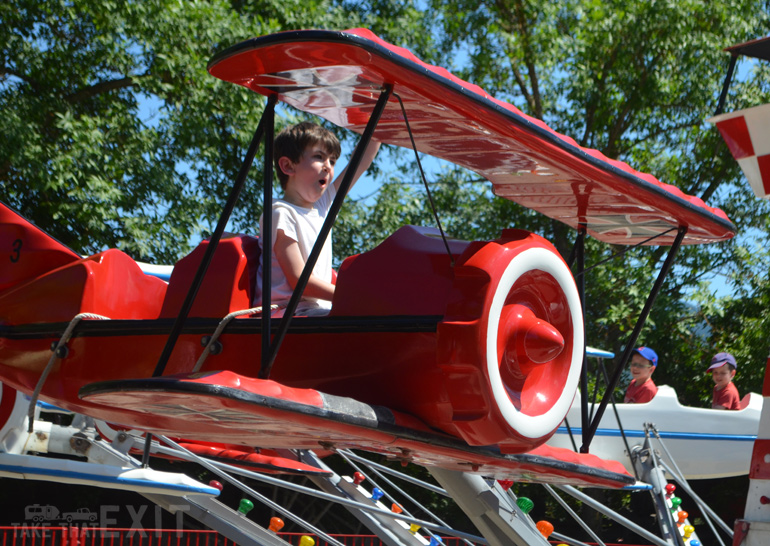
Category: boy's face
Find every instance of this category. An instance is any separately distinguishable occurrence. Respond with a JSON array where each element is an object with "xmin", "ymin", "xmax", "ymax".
[
  {"xmin": 280, "ymin": 144, "xmax": 337, "ymax": 208},
  {"xmin": 630, "ymin": 353, "xmax": 655, "ymax": 383},
  {"xmin": 711, "ymin": 363, "xmax": 736, "ymax": 390}
]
